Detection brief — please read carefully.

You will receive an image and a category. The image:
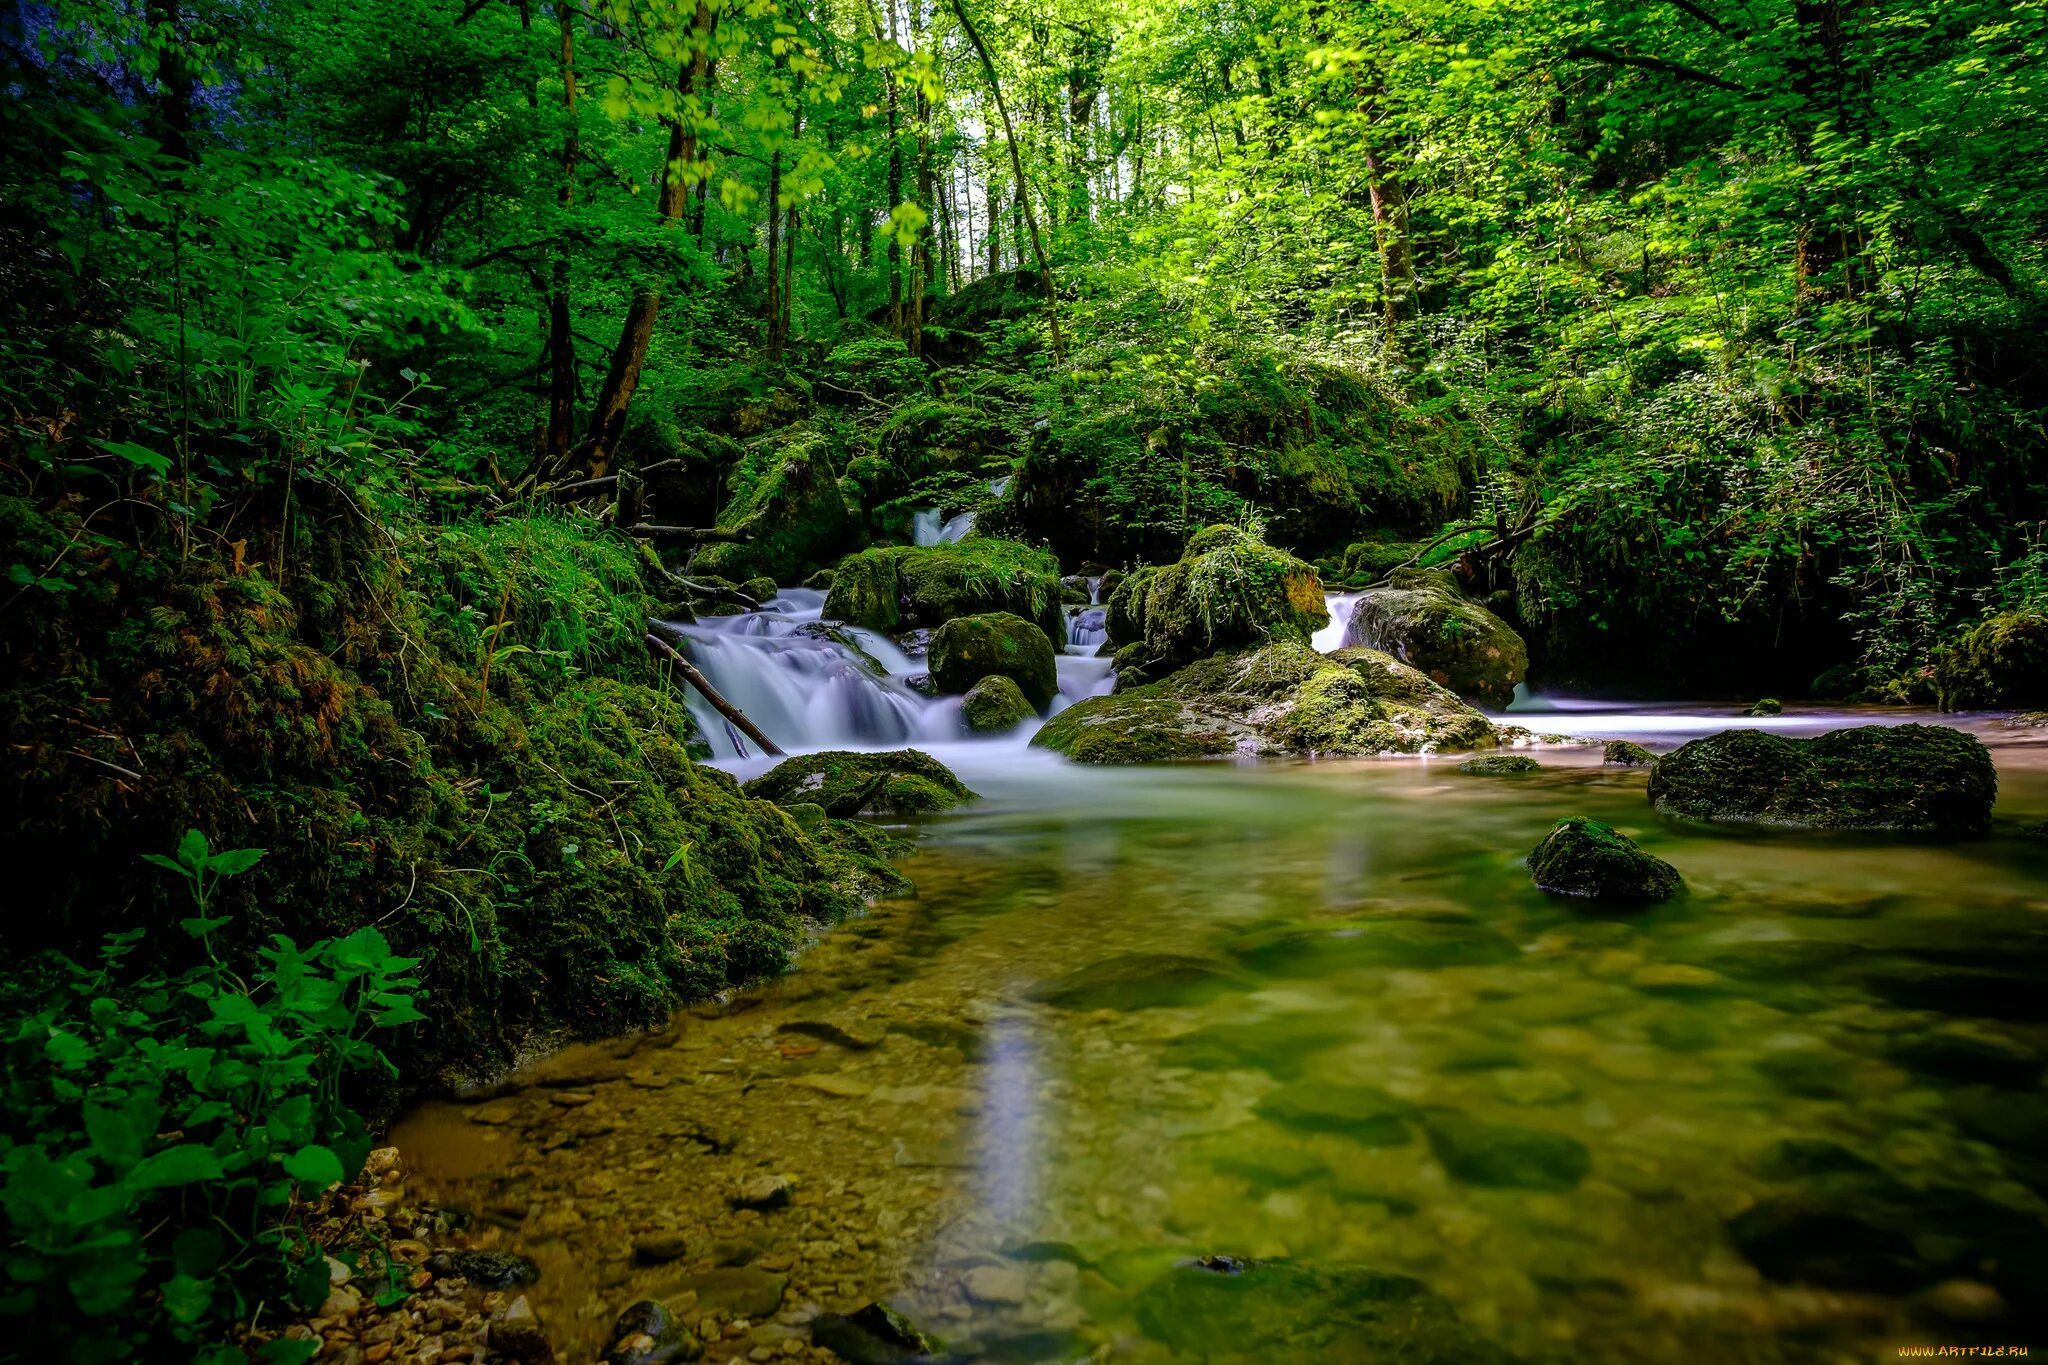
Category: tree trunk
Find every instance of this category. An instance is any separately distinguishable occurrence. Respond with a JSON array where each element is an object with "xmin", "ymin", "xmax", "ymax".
[{"xmin": 545, "ymin": 0, "xmax": 580, "ymax": 462}]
